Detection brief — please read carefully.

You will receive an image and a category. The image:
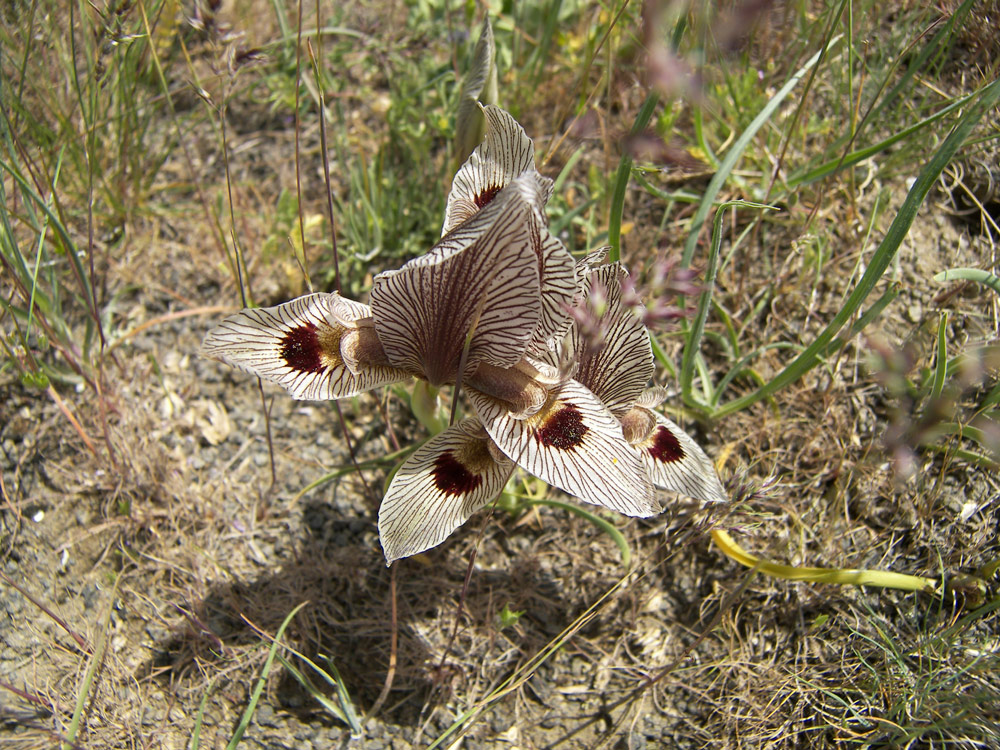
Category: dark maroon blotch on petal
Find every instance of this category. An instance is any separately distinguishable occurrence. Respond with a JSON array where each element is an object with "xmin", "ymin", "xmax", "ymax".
[
  {"xmin": 475, "ymin": 184, "xmax": 502, "ymax": 208},
  {"xmin": 535, "ymin": 404, "xmax": 589, "ymax": 451},
  {"xmin": 648, "ymin": 425, "xmax": 685, "ymax": 464},
  {"xmin": 432, "ymin": 453, "xmax": 483, "ymax": 496},
  {"xmin": 280, "ymin": 323, "xmax": 324, "ymax": 373}
]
